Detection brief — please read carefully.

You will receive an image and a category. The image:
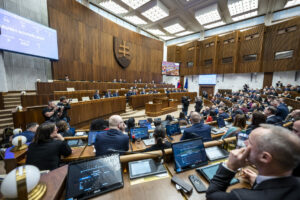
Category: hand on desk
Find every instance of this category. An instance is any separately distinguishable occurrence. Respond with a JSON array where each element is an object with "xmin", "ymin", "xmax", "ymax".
[
  {"xmin": 241, "ymin": 168, "xmax": 257, "ymax": 186},
  {"xmin": 226, "ymin": 147, "xmax": 251, "ymax": 171}
]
